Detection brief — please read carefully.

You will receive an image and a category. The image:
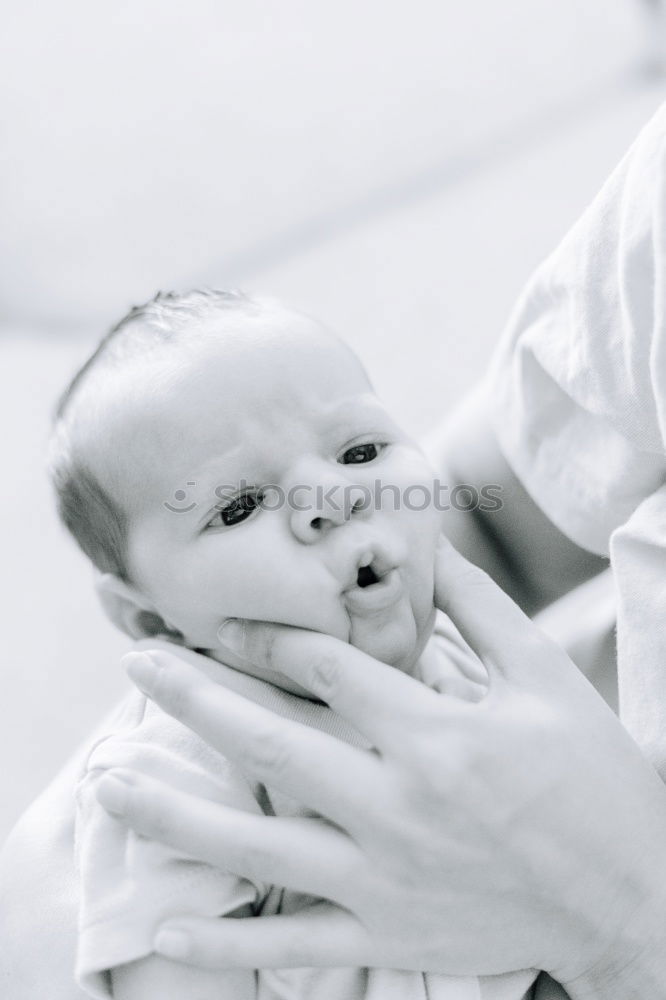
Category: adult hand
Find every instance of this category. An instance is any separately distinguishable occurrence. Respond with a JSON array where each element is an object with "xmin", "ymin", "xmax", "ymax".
[{"xmin": 97, "ymin": 539, "xmax": 666, "ymax": 998}]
